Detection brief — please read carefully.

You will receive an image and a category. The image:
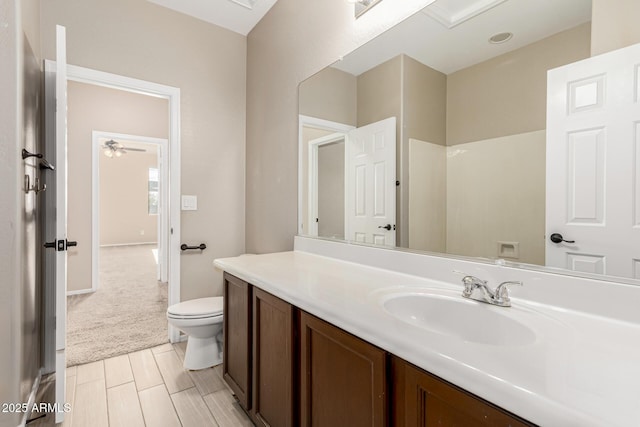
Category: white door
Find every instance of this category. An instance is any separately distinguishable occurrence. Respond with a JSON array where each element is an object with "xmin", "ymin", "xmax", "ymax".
[
  {"xmin": 42, "ymin": 25, "xmax": 70, "ymax": 423},
  {"xmin": 346, "ymin": 117, "xmax": 396, "ymax": 246},
  {"xmin": 546, "ymin": 42, "xmax": 640, "ymax": 279}
]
